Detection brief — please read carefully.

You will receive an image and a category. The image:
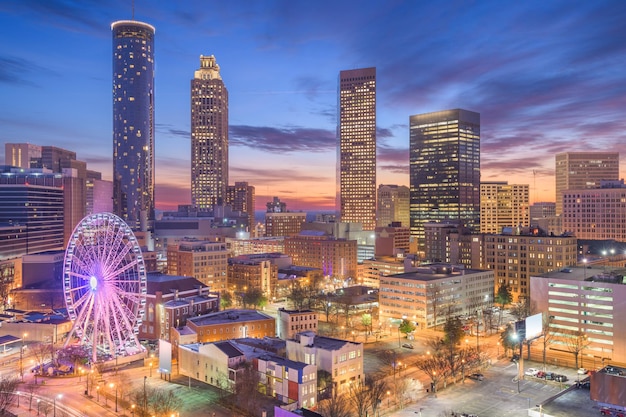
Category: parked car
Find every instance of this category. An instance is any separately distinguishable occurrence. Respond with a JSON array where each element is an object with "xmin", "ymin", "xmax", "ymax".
[
  {"xmin": 578, "ymin": 368, "xmax": 589, "ymax": 375},
  {"xmin": 544, "ymin": 372, "xmax": 556, "ymax": 380},
  {"xmin": 401, "ymin": 343, "xmax": 414, "ymax": 349},
  {"xmin": 536, "ymin": 371, "xmax": 546, "ymax": 379},
  {"xmin": 468, "ymin": 373, "xmax": 484, "ymax": 381},
  {"xmin": 511, "ymin": 354, "xmax": 520, "ymax": 362},
  {"xmin": 600, "ymin": 408, "xmax": 612, "ymax": 416},
  {"xmin": 525, "ymin": 368, "xmax": 539, "ymax": 376},
  {"xmin": 554, "ymin": 374, "xmax": 568, "ymax": 382}
]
